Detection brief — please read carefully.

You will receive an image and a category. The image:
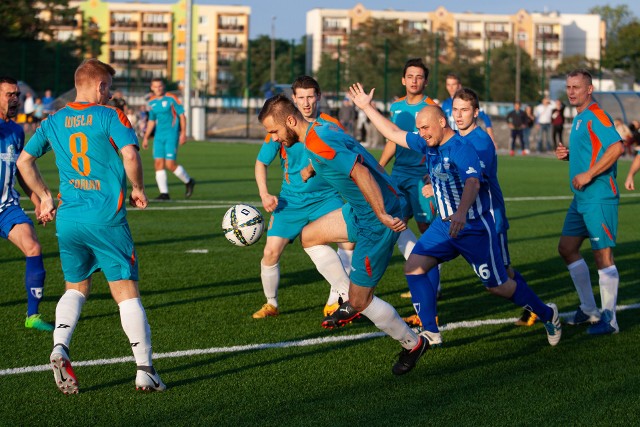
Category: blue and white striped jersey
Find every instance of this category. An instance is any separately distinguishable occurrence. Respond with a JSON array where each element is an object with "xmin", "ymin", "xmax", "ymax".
[
  {"xmin": 0, "ymin": 119, "xmax": 25, "ymax": 212},
  {"xmin": 406, "ymin": 132, "xmax": 489, "ymax": 221}
]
